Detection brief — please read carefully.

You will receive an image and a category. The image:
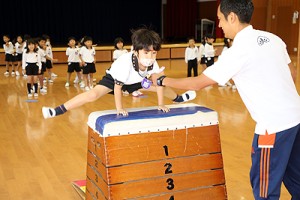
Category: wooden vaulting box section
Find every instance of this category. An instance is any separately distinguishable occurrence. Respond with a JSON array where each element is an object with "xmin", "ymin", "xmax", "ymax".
[{"xmin": 85, "ymin": 103, "xmax": 227, "ymax": 200}]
